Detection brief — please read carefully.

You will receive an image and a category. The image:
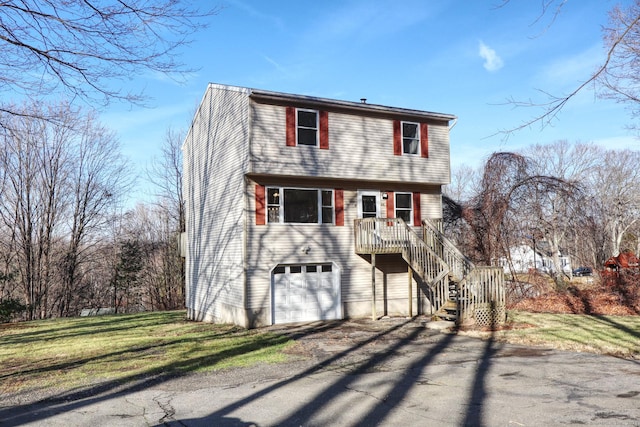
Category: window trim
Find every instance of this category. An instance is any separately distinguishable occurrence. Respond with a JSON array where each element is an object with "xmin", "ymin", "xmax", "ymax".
[
  {"xmin": 296, "ymin": 108, "xmax": 319, "ymax": 147},
  {"xmin": 394, "ymin": 192, "xmax": 413, "ymax": 223},
  {"xmin": 401, "ymin": 121, "xmax": 420, "ymax": 156},
  {"xmin": 266, "ymin": 186, "xmax": 335, "ymax": 224}
]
